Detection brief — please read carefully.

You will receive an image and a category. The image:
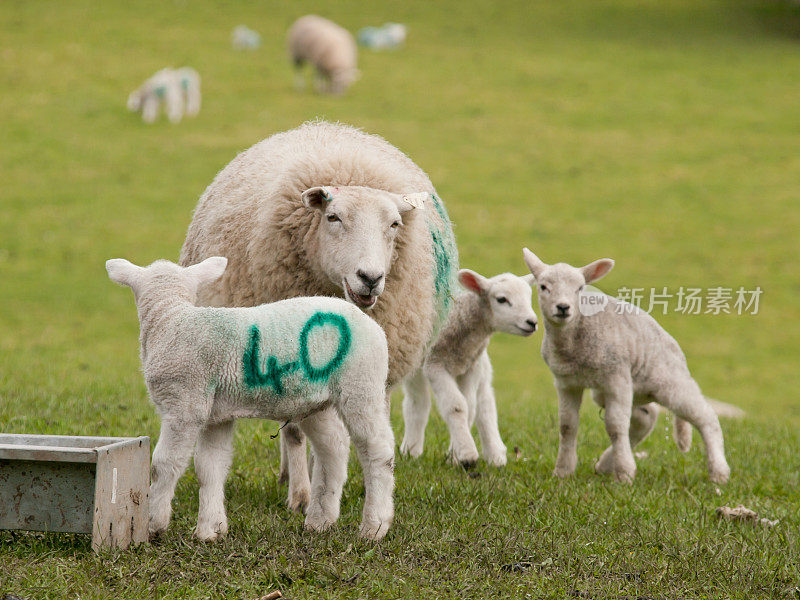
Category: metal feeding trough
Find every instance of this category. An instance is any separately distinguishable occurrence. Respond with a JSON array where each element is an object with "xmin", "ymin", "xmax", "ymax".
[{"xmin": 0, "ymin": 434, "xmax": 150, "ymax": 551}]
